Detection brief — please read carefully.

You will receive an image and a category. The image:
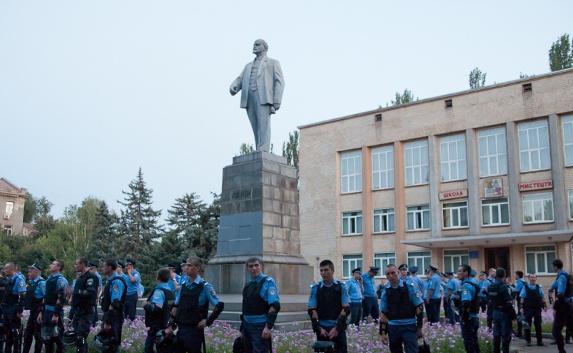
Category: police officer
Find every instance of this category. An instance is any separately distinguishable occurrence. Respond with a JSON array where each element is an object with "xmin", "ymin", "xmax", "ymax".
[
  {"xmin": 2, "ymin": 263, "xmax": 26, "ymax": 353},
  {"xmin": 361, "ymin": 266, "xmax": 379, "ymax": 321},
  {"xmin": 167, "ymin": 263, "xmax": 180, "ymax": 293},
  {"xmin": 22, "ymin": 264, "xmax": 45, "ymax": 353},
  {"xmin": 550, "ymin": 259, "xmax": 572, "ymax": 353},
  {"xmin": 378, "ymin": 264, "xmax": 423, "ymax": 353},
  {"xmin": 308, "ymin": 259, "xmax": 350, "ymax": 353},
  {"xmin": 240, "ymin": 257, "xmax": 280, "ymax": 353},
  {"xmin": 488, "ymin": 268, "xmax": 515, "ymax": 353},
  {"xmin": 512, "ymin": 271, "xmax": 526, "ymax": 337},
  {"xmin": 456, "ymin": 264, "xmax": 480, "ymax": 353},
  {"xmin": 346, "ymin": 267, "xmax": 363, "ymax": 327},
  {"xmin": 0, "ymin": 270, "xmax": 10, "ymax": 353},
  {"xmin": 424, "ymin": 265, "xmax": 442, "ymax": 323},
  {"xmin": 171, "ymin": 256, "xmax": 224, "ymax": 353},
  {"xmin": 99, "ymin": 260, "xmax": 126, "ymax": 353},
  {"xmin": 143, "ymin": 268, "xmax": 175, "ymax": 353},
  {"xmin": 88, "ymin": 263, "xmax": 102, "ymax": 328},
  {"xmin": 445, "ymin": 272, "xmax": 460, "ymax": 325},
  {"xmin": 39, "ymin": 260, "xmax": 68, "ymax": 353},
  {"xmin": 398, "ymin": 264, "xmax": 410, "ymax": 283},
  {"xmin": 481, "ymin": 268, "xmax": 496, "ymax": 329},
  {"xmin": 70, "ymin": 257, "xmax": 98, "ymax": 353},
  {"xmin": 519, "ymin": 273, "xmax": 545, "ymax": 347},
  {"xmin": 122, "ymin": 259, "xmax": 141, "ymax": 321}
]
